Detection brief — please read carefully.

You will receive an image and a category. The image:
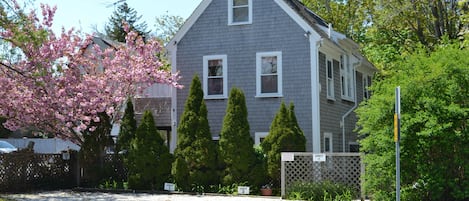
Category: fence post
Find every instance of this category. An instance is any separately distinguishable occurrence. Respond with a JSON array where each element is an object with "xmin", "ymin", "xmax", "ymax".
[{"xmin": 281, "ymin": 159, "xmax": 285, "ymax": 198}]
